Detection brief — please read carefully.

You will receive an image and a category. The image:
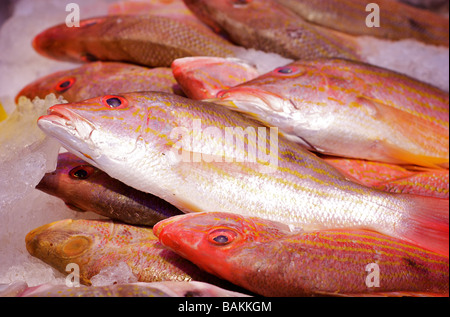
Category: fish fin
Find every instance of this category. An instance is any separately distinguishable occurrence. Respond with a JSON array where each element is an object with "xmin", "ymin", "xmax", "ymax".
[
  {"xmin": 382, "ymin": 145, "xmax": 449, "ymax": 169},
  {"xmin": 398, "ymin": 194, "xmax": 449, "ymax": 256},
  {"xmin": 0, "ymin": 101, "xmax": 7, "ymax": 122}
]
